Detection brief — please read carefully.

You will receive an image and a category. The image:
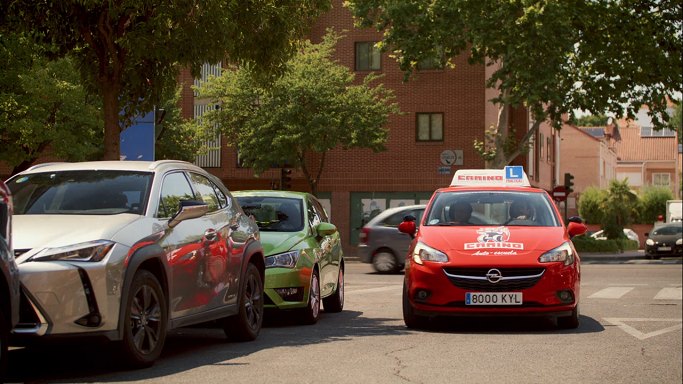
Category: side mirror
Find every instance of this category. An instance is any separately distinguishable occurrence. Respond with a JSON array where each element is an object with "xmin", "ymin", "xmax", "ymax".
[
  {"xmin": 315, "ymin": 222, "xmax": 338, "ymax": 237},
  {"xmin": 398, "ymin": 215, "xmax": 417, "ymax": 239},
  {"xmin": 169, "ymin": 200, "xmax": 209, "ymax": 228},
  {"xmin": 567, "ymin": 221, "xmax": 588, "ymax": 239},
  {"xmin": 567, "ymin": 216, "xmax": 583, "ymax": 224}
]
